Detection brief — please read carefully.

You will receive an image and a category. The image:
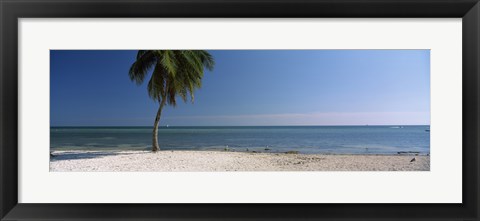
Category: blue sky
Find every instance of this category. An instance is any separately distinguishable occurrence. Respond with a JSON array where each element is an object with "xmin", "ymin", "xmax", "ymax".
[{"xmin": 50, "ymin": 50, "xmax": 430, "ymax": 126}]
